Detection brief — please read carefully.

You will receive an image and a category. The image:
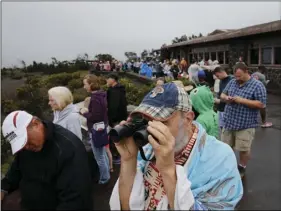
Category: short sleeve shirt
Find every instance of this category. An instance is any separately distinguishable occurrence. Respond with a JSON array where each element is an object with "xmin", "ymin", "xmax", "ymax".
[{"xmin": 222, "ymin": 78, "xmax": 267, "ymax": 130}]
